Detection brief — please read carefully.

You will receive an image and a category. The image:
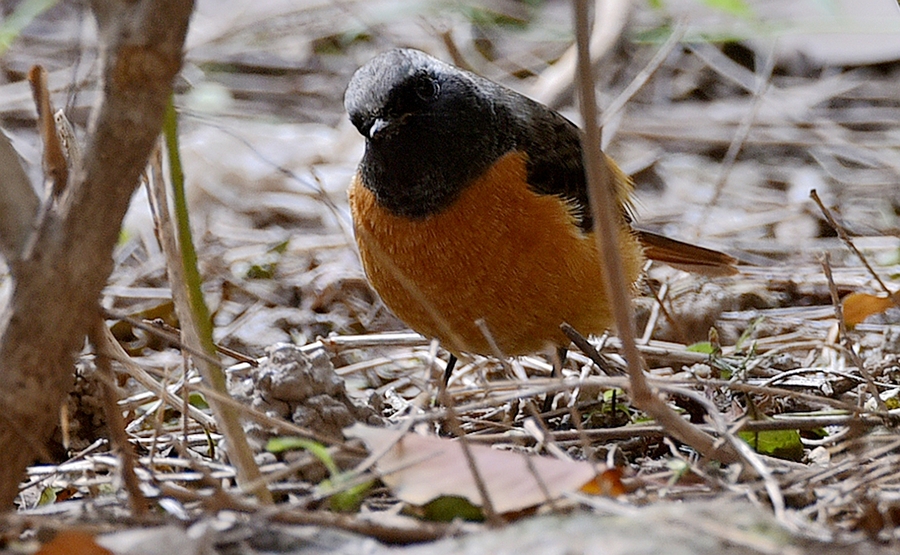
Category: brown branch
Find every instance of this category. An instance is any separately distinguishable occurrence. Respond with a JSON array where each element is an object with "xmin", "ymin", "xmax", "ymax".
[
  {"xmin": 531, "ymin": 0, "xmax": 631, "ymax": 108},
  {"xmin": 0, "ymin": 0, "xmax": 194, "ymax": 507},
  {"xmin": 466, "ymin": 414, "xmax": 884, "ymax": 444},
  {"xmin": 560, "ymin": 323, "xmax": 623, "ymax": 376},
  {"xmin": 571, "ymin": 0, "xmax": 738, "ymax": 464},
  {"xmin": 157, "ymin": 482, "xmax": 451, "ymax": 544},
  {"xmin": 27, "ymin": 65, "xmax": 69, "ymax": 199}
]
